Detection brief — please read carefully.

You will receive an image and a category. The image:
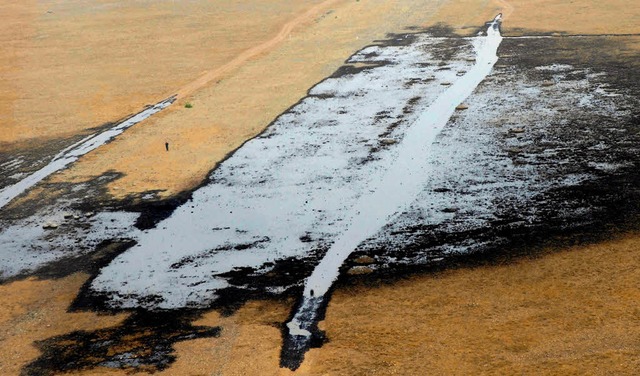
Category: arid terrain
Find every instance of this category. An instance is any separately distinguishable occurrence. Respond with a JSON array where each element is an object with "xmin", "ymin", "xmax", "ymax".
[{"xmin": 1, "ymin": 0, "xmax": 640, "ymax": 375}]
